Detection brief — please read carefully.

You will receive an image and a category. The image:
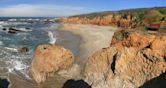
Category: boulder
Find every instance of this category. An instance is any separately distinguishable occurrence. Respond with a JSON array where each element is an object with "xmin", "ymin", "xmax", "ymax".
[
  {"xmin": 30, "ymin": 44, "xmax": 74, "ymax": 84},
  {"xmin": 84, "ymin": 47, "xmax": 166, "ymax": 88},
  {"xmin": 84, "ymin": 31, "xmax": 166, "ymax": 88}
]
